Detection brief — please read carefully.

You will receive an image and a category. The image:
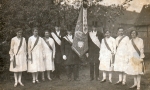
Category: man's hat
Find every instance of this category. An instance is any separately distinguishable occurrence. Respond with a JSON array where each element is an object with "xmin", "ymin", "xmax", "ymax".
[
  {"xmin": 103, "ymin": 27, "xmax": 110, "ymax": 34},
  {"xmin": 83, "ymin": 0, "xmax": 88, "ymax": 8},
  {"xmin": 92, "ymin": 21, "xmax": 98, "ymax": 27},
  {"xmin": 67, "ymin": 25, "xmax": 72, "ymax": 31},
  {"xmin": 15, "ymin": 28, "xmax": 23, "ymax": 33},
  {"xmin": 54, "ymin": 20, "xmax": 60, "ymax": 27}
]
